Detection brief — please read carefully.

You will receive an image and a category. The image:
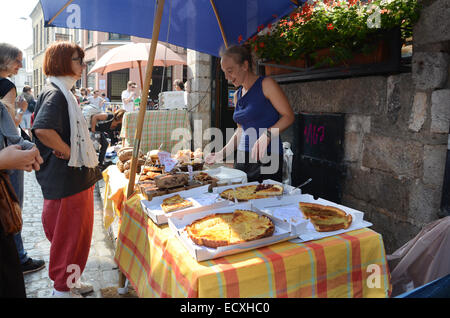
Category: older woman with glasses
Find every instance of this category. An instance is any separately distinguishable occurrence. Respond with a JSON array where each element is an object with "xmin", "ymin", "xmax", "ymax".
[
  {"xmin": 32, "ymin": 42, "xmax": 102, "ymax": 298},
  {"xmin": 0, "ymin": 43, "xmax": 28, "ymax": 127}
]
